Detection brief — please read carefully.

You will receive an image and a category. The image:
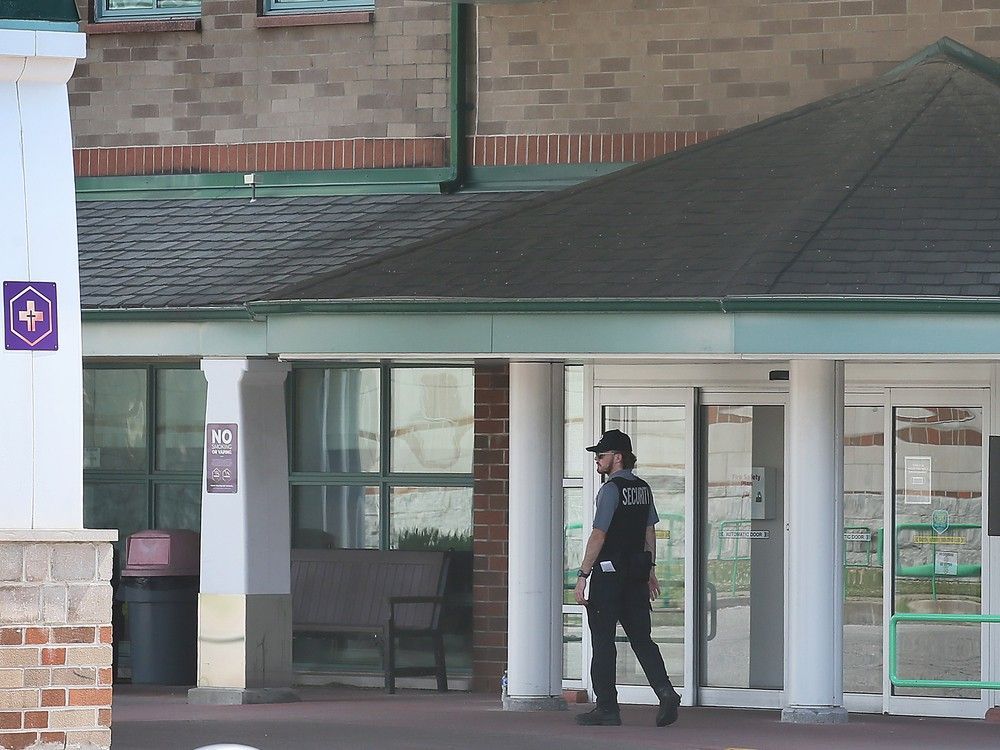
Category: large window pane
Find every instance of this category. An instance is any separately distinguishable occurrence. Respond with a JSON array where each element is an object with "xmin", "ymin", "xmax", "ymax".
[
  {"xmin": 564, "ymin": 366, "xmax": 584, "ymax": 479},
  {"xmin": 84, "ymin": 482, "xmax": 148, "ymax": 565},
  {"xmin": 563, "ymin": 487, "xmax": 583, "ymax": 604},
  {"xmin": 843, "ymin": 405, "xmax": 884, "ymax": 694},
  {"xmin": 563, "ymin": 612, "xmax": 583, "ymax": 681},
  {"xmin": 155, "ymin": 369, "xmax": 207, "ymax": 472},
  {"xmin": 389, "ymin": 487, "xmax": 472, "ymax": 551},
  {"xmin": 391, "ymin": 368, "xmax": 473, "ymax": 474},
  {"xmin": 154, "ymin": 483, "xmax": 201, "ymax": 531},
  {"xmin": 292, "ymin": 485, "xmax": 379, "ymax": 549},
  {"xmin": 83, "ymin": 369, "xmax": 147, "ymax": 471},
  {"xmin": 293, "ymin": 369, "xmax": 380, "ymax": 474},
  {"xmin": 893, "ymin": 406, "xmax": 982, "ymax": 699}
]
